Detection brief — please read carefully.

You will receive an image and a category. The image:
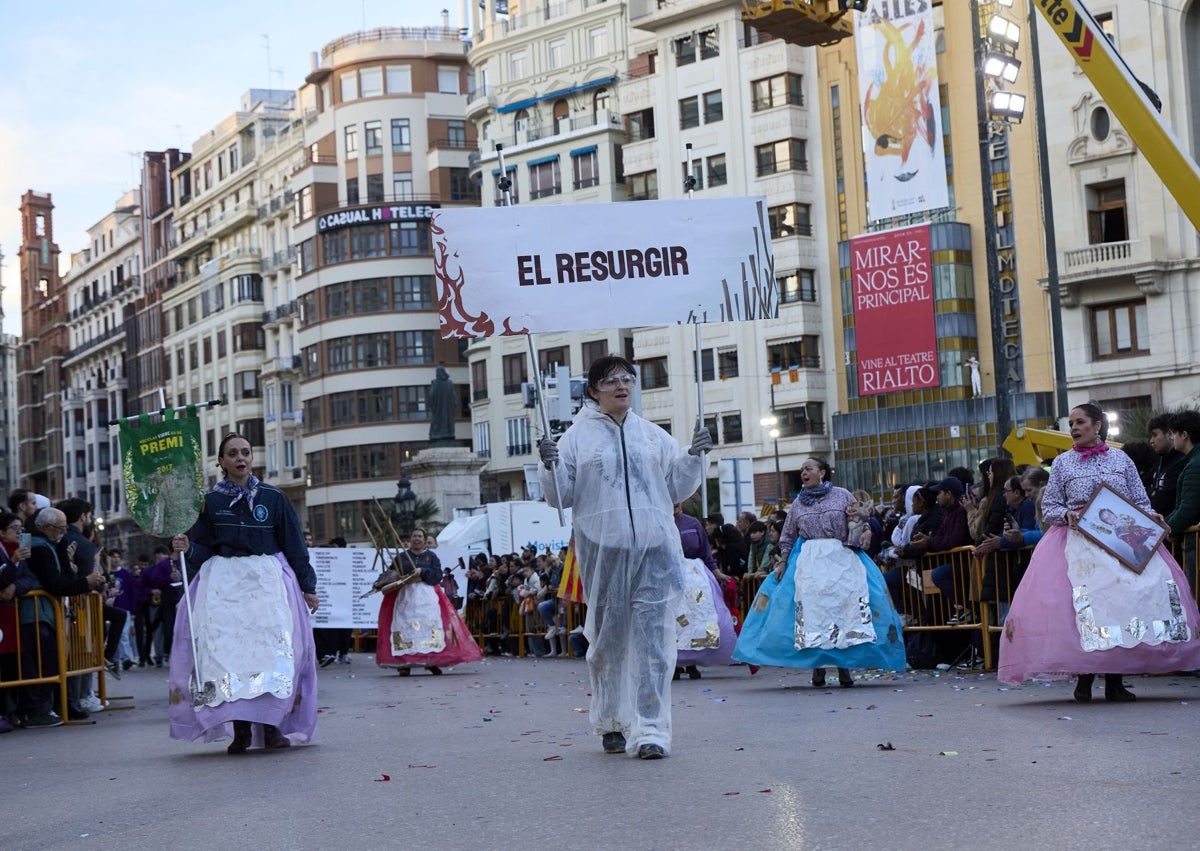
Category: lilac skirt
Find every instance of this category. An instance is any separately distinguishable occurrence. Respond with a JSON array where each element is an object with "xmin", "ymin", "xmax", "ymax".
[{"xmin": 168, "ymin": 553, "xmax": 318, "ymax": 745}]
